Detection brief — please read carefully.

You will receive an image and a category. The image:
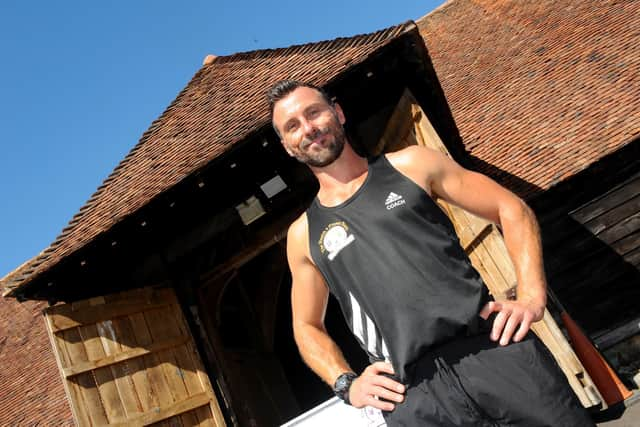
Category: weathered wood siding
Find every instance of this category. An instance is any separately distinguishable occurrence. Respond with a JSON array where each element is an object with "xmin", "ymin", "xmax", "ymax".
[
  {"xmin": 44, "ymin": 287, "xmax": 226, "ymax": 426},
  {"xmin": 539, "ymin": 171, "xmax": 640, "ymax": 338}
]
